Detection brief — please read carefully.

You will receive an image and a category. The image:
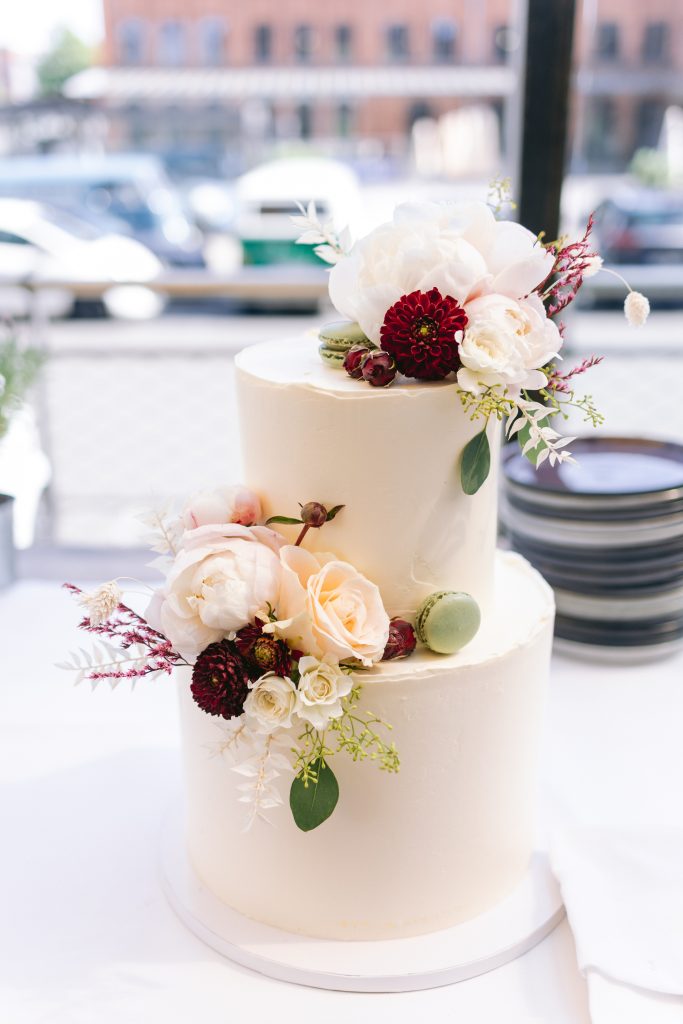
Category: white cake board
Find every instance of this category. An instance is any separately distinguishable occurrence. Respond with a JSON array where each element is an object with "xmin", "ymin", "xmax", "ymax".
[{"xmin": 160, "ymin": 810, "xmax": 564, "ymax": 993}]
